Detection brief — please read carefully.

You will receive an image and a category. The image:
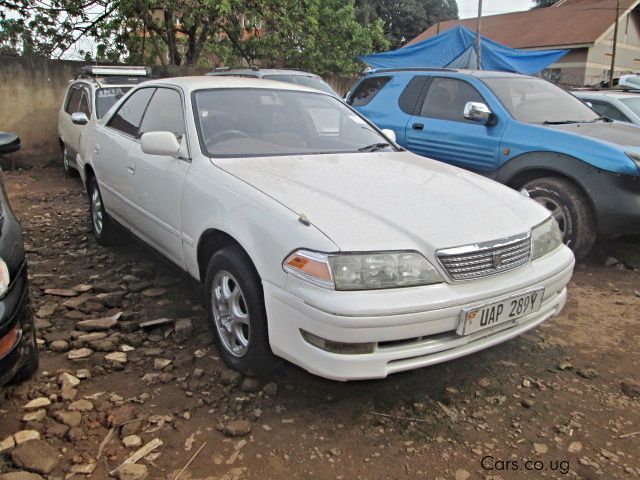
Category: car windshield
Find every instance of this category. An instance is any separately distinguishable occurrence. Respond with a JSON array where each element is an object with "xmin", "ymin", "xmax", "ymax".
[
  {"xmin": 193, "ymin": 88, "xmax": 393, "ymax": 157},
  {"xmin": 96, "ymin": 87, "xmax": 132, "ymax": 118},
  {"xmin": 620, "ymin": 97, "xmax": 640, "ymax": 117},
  {"xmin": 263, "ymin": 74, "xmax": 338, "ymax": 96},
  {"xmin": 483, "ymin": 77, "xmax": 600, "ymax": 124}
]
